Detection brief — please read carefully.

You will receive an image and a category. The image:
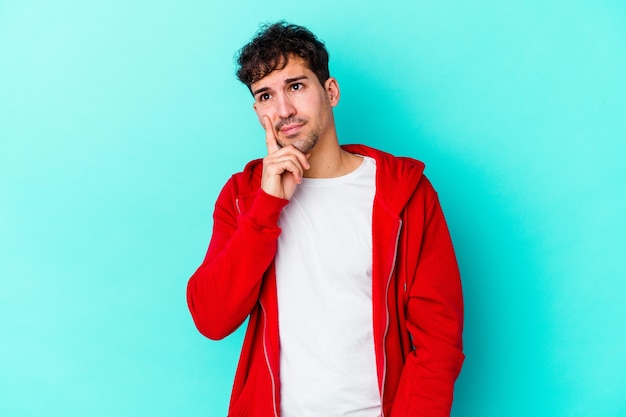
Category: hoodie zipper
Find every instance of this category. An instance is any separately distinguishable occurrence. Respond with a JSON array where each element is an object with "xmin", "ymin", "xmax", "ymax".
[
  {"xmin": 260, "ymin": 301, "xmax": 279, "ymax": 417},
  {"xmin": 238, "ymin": 196, "xmax": 277, "ymax": 415},
  {"xmin": 235, "ymin": 198, "xmax": 242, "ymax": 214},
  {"xmin": 380, "ymin": 219, "xmax": 403, "ymax": 417}
]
